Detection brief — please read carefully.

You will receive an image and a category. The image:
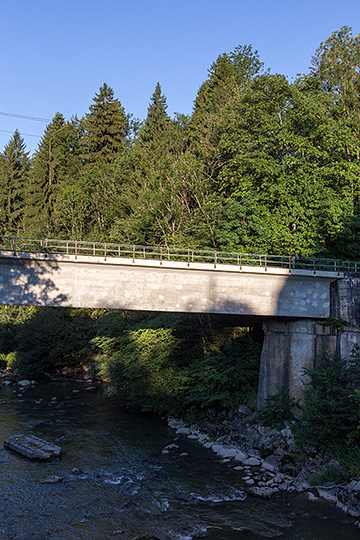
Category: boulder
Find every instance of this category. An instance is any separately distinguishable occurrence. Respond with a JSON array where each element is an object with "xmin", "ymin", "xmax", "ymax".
[{"xmin": 4, "ymin": 434, "xmax": 61, "ymax": 460}]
